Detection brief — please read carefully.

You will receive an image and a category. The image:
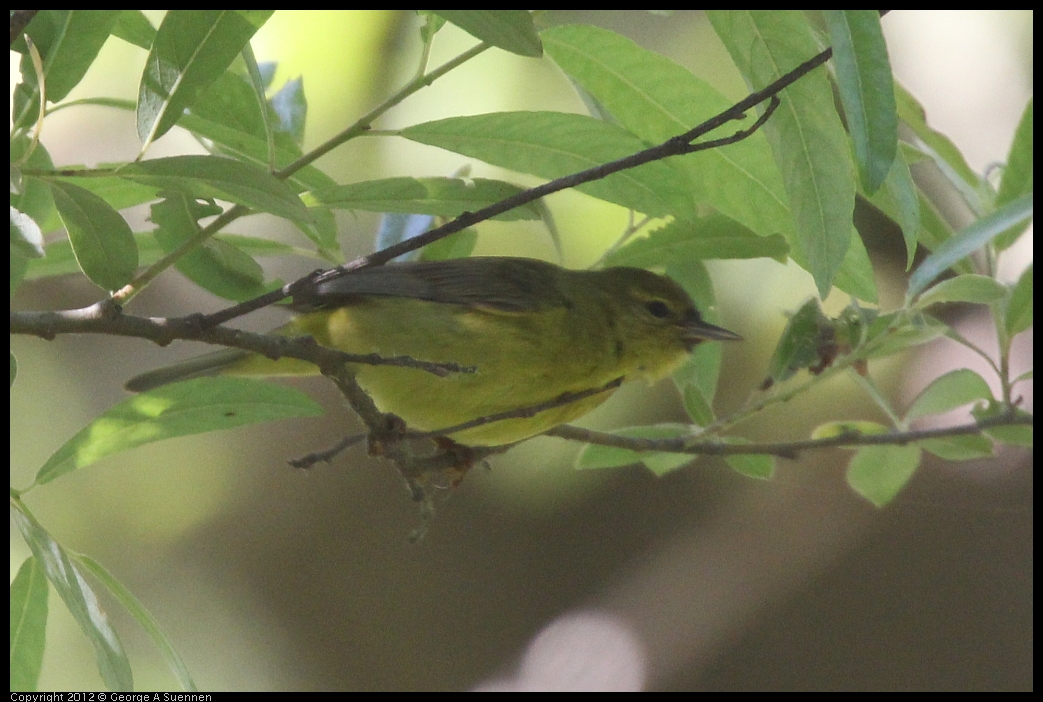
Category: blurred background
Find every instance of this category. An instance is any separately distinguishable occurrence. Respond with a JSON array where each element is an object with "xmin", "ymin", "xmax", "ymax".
[{"xmin": 10, "ymin": 10, "xmax": 1032, "ymax": 690}]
